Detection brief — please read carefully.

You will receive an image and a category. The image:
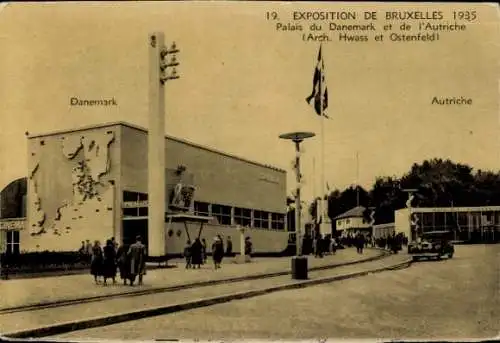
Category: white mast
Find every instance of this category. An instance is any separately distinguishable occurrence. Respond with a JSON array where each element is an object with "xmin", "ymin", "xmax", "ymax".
[{"xmin": 318, "ymin": 44, "xmax": 330, "ymax": 236}]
